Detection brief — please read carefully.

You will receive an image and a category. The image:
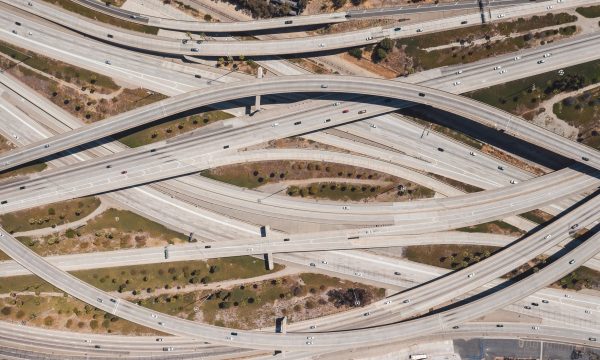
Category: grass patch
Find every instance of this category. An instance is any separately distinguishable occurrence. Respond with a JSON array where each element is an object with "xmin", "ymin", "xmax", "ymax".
[
  {"xmin": 0, "ymin": 294, "xmax": 157, "ymax": 335},
  {"xmin": 458, "ymin": 220, "xmax": 524, "ymax": 236},
  {"xmin": 576, "ymin": 5, "xmax": 600, "ymax": 18},
  {"xmin": 554, "ymin": 266, "xmax": 600, "ymax": 290},
  {"xmin": 15, "ymin": 208, "xmax": 188, "ymax": 257},
  {"xmin": 287, "ymin": 181, "xmax": 434, "ymax": 202},
  {"xmin": 0, "ymin": 40, "xmax": 119, "ymax": 94},
  {"xmin": 427, "ymin": 173, "xmax": 484, "ymax": 193},
  {"xmin": 0, "ymin": 257, "xmax": 280, "ymax": 295},
  {"xmin": 553, "ymin": 86, "xmax": 600, "ymax": 150},
  {"xmin": 519, "ymin": 209, "xmax": 554, "ymax": 224},
  {"xmin": 115, "ymin": 109, "xmax": 233, "ymax": 148},
  {"xmin": 0, "ymin": 162, "xmax": 47, "ymax": 181},
  {"xmin": 466, "ymin": 60, "xmax": 600, "ymax": 116},
  {"xmin": 0, "ymin": 197, "xmax": 100, "ymax": 234},
  {"xmin": 41, "ymin": 0, "xmax": 158, "ymax": 34},
  {"xmin": 405, "ymin": 244, "xmax": 500, "ymax": 270}
]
